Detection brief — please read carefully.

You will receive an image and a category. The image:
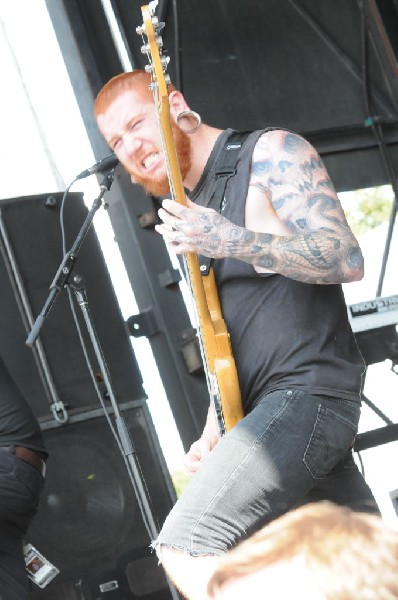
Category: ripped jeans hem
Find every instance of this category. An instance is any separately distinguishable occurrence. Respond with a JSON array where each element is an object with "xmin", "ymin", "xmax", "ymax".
[{"xmin": 150, "ymin": 540, "xmax": 220, "ymax": 561}]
